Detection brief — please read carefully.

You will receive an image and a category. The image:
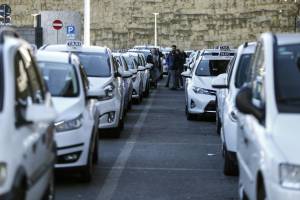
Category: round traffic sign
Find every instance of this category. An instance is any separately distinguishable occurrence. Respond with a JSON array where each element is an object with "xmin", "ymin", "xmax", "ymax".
[{"xmin": 52, "ymin": 19, "xmax": 63, "ymax": 30}]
